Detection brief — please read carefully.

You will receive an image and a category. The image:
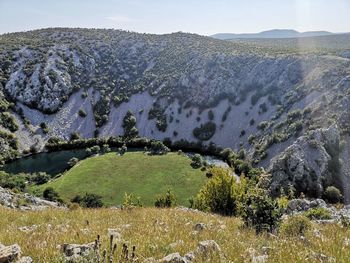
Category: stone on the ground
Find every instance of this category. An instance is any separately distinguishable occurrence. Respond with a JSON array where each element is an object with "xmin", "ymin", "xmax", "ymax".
[
  {"xmin": 61, "ymin": 242, "xmax": 95, "ymax": 262},
  {"xmin": 0, "ymin": 243, "xmax": 33, "ymax": 263},
  {"xmin": 193, "ymin": 223, "xmax": 206, "ymax": 231},
  {"xmin": 159, "ymin": 252, "xmax": 186, "ymax": 263}
]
